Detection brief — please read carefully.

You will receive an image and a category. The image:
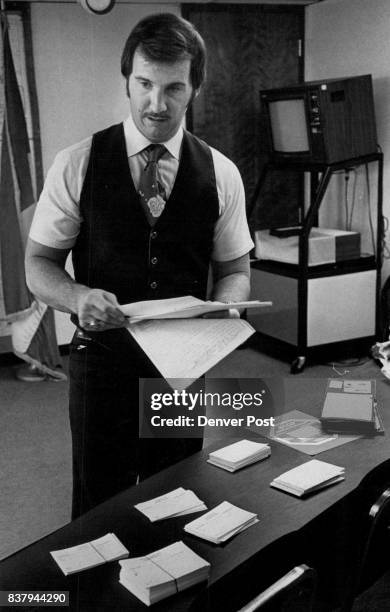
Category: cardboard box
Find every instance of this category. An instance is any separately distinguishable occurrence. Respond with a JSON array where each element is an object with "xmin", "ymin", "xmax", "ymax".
[{"xmin": 254, "ymin": 228, "xmax": 360, "ymax": 266}]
